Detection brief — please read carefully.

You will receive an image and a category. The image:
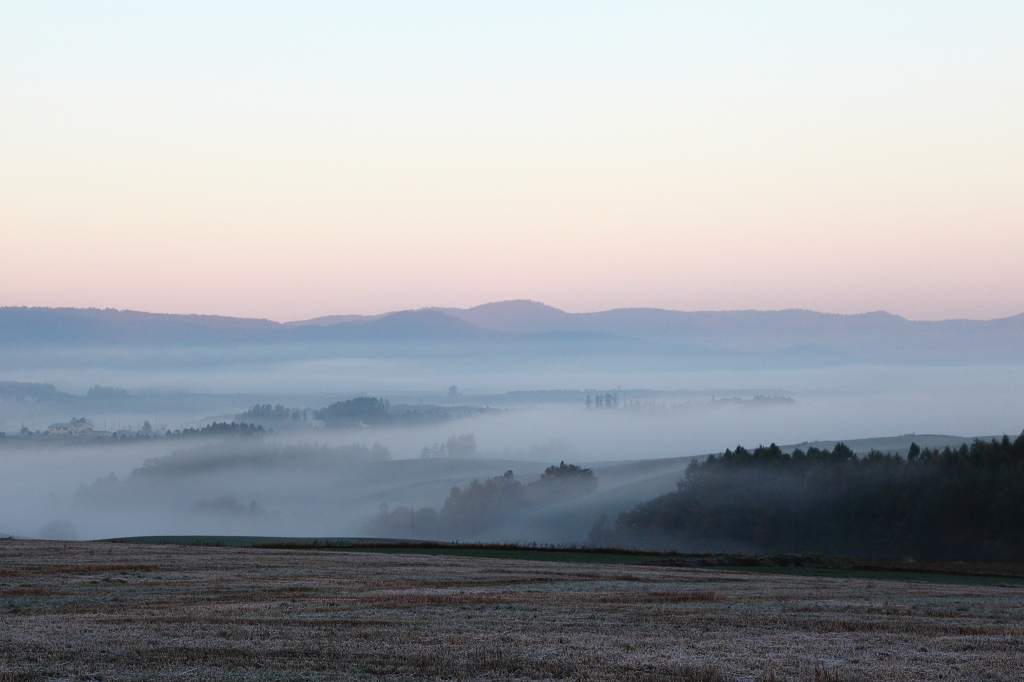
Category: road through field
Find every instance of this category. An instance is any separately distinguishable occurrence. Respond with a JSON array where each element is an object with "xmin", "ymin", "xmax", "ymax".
[{"xmin": 1, "ymin": 540, "xmax": 1021, "ymax": 681}]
